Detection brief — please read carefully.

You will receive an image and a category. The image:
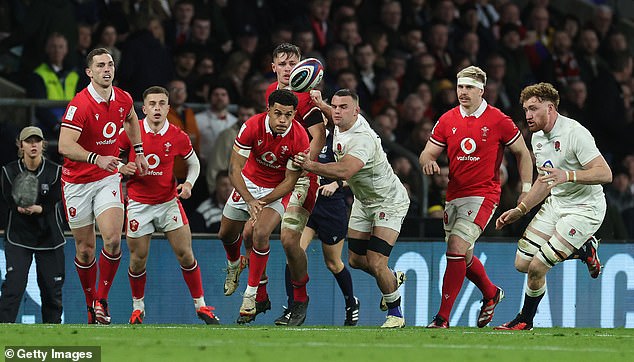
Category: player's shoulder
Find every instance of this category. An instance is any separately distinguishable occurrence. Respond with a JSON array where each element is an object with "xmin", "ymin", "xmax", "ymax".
[
  {"xmin": 438, "ymin": 106, "xmax": 461, "ymax": 122},
  {"xmin": 245, "ymin": 112, "xmax": 266, "ymax": 127},
  {"xmin": 113, "ymin": 86, "xmax": 134, "ymax": 104},
  {"xmin": 483, "ymin": 104, "xmax": 512, "ymax": 122},
  {"xmin": 265, "ymin": 82, "xmax": 278, "ymax": 98}
]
